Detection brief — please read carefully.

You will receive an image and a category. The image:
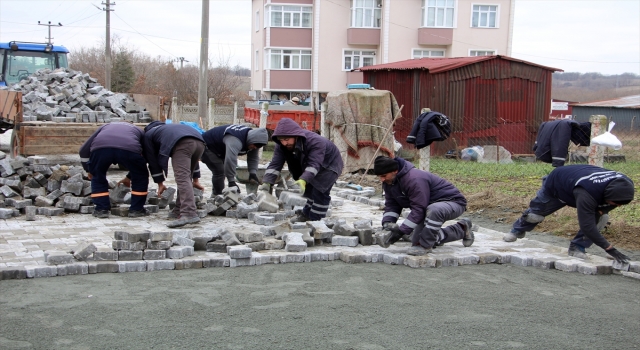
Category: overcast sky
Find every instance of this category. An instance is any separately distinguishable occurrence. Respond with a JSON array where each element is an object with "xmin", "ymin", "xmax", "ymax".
[{"xmin": 1, "ymin": 0, "xmax": 638, "ymax": 75}]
